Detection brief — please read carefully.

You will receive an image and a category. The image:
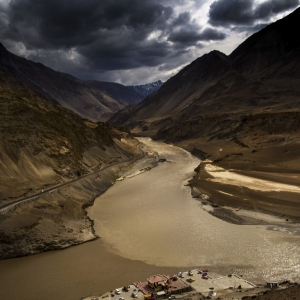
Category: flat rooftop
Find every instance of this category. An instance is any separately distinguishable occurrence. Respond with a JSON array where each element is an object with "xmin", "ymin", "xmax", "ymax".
[
  {"xmin": 134, "ymin": 276, "xmax": 190, "ymax": 295},
  {"xmin": 147, "ymin": 275, "xmax": 168, "ymax": 284},
  {"xmin": 134, "ymin": 281, "xmax": 154, "ymax": 295}
]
